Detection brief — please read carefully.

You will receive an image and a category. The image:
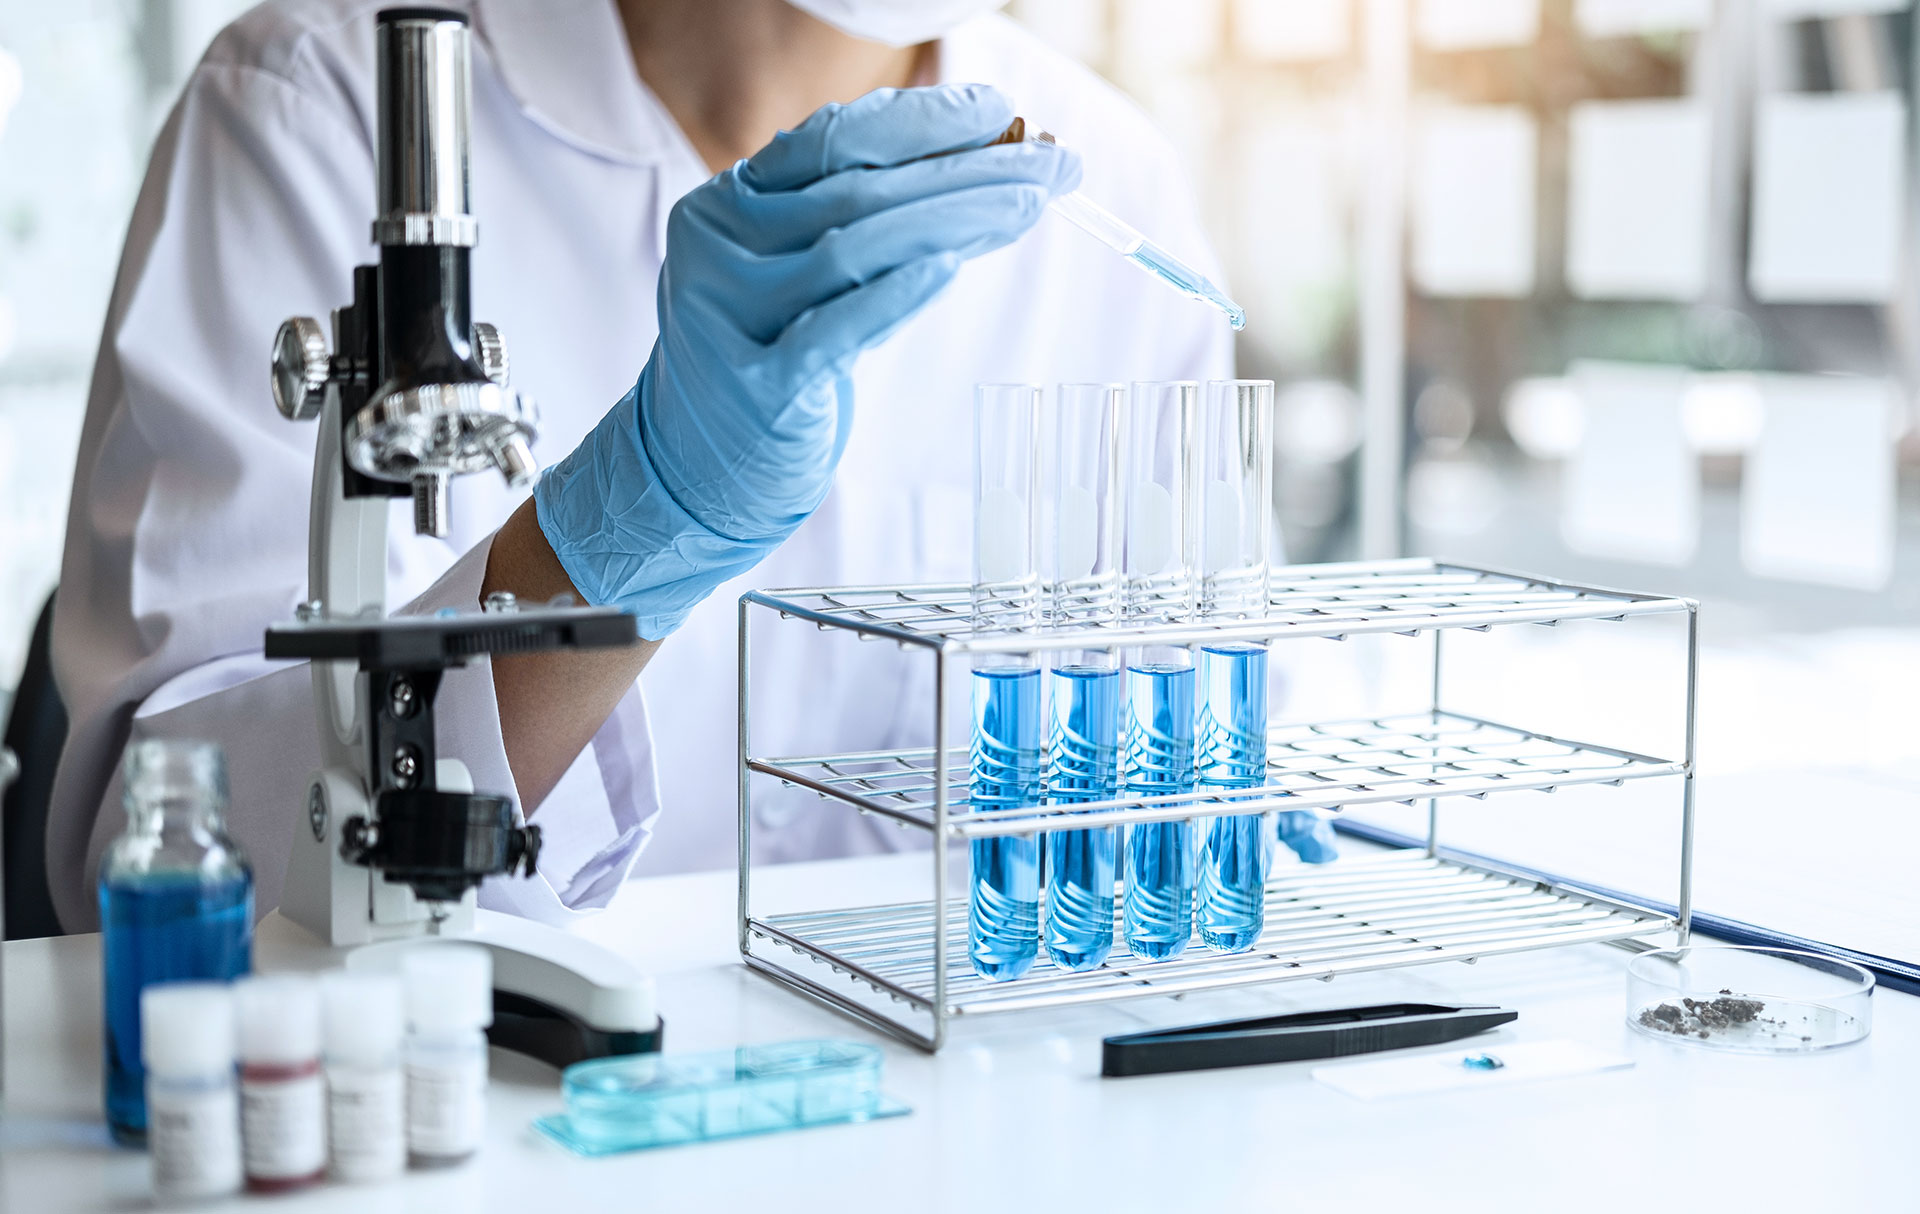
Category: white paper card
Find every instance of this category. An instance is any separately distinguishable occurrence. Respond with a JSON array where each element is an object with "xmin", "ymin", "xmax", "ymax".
[
  {"xmin": 1575, "ymin": 0, "xmax": 1711, "ymax": 35},
  {"xmin": 1411, "ymin": 106, "xmax": 1536, "ymax": 298},
  {"xmin": 1417, "ymin": 0, "xmax": 1539, "ymax": 49},
  {"xmin": 1234, "ymin": 0, "xmax": 1350, "ymax": 61},
  {"xmin": 1240, "ymin": 115, "xmax": 1348, "ymax": 289},
  {"xmin": 1116, "ymin": 0, "xmax": 1223, "ymax": 66},
  {"xmin": 1742, "ymin": 375, "xmax": 1897, "ymax": 590},
  {"xmin": 1562, "ymin": 361, "xmax": 1698, "ymax": 565},
  {"xmin": 1314, "ymin": 1041, "xmax": 1634, "ymax": 1101},
  {"xmin": 1566, "ymin": 100, "xmax": 1712, "ymax": 300},
  {"xmin": 1769, "ymin": 0, "xmax": 1908, "ymax": 18},
  {"xmin": 1750, "ymin": 91, "xmax": 1907, "ymax": 304},
  {"xmin": 1012, "ymin": 0, "xmax": 1109, "ymax": 62}
]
